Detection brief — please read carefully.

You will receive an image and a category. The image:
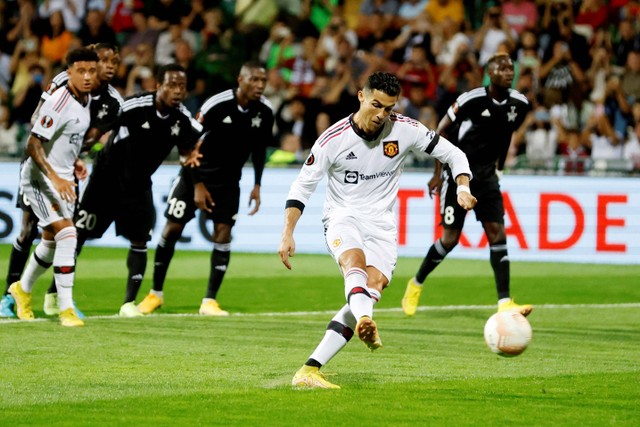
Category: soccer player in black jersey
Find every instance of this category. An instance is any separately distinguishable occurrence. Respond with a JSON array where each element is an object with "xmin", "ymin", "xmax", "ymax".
[
  {"xmin": 75, "ymin": 64, "xmax": 202, "ymax": 317},
  {"xmin": 137, "ymin": 61, "xmax": 274, "ymax": 316},
  {"xmin": 402, "ymin": 53, "xmax": 534, "ymax": 317},
  {"xmin": 0, "ymin": 43, "xmax": 123, "ymax": 319}
]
